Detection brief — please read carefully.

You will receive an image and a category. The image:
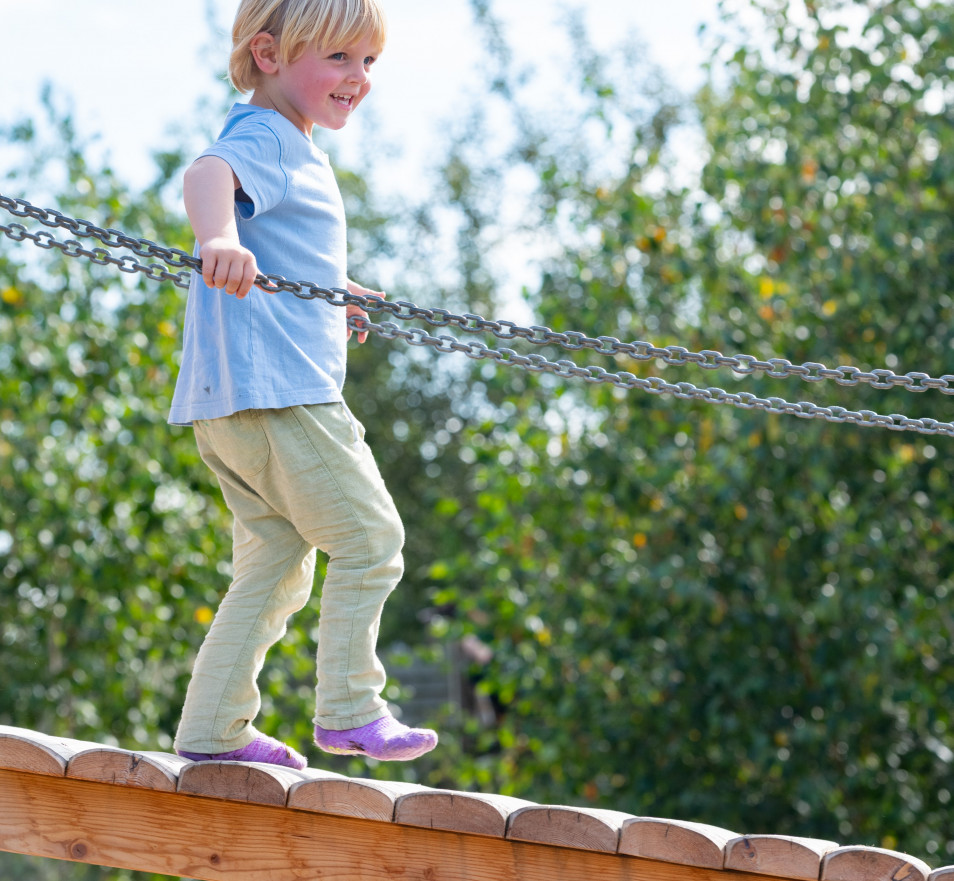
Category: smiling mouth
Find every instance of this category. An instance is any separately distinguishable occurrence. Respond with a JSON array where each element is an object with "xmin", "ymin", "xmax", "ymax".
[{"xmin": 331, "ymin": 93, "xmax": 355, "ymax": 107}]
